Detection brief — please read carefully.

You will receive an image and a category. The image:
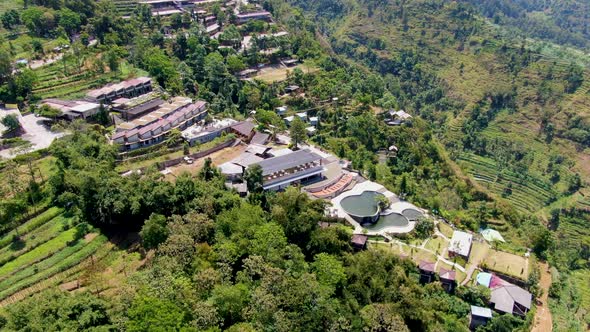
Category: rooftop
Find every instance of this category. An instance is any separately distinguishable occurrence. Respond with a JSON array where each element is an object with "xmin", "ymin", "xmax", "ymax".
[
  {"xmin": 117, "ymin": 97, "xmax": 202, "ymax": 131},
  {"xmin": 439, "ymin": 267, "xmax": 456, "ymax": 281},
  {"xmin": 231, "ymin": 120, "xmax": 255, "ymax": 137},
  {"xmin": 448, "ymin": 230, "xmax": 473, "ymax": 257},
  {"xmin": 419, "ymin": 260, "xmax": 436, "ymax": 273},
  {"xmin": 470, "ymin": 305, "xmax": 493, "ymax": 319},
  {"xmin": 253, "ymin": 149, "xmax": 322, "ymax": 176},
  {"xmin": 490, "ymin": 284, "xmax": 532, "ymax": 314},
  {"xmin": 351, "ymin": 234, "xmax": 368, "ymax": 246},
  {"xmin": 182, "ymin": 118, "xmax": 237, "ymax": 139},
  {"xmin": 237, "ymin": 11, "xmax": 271, "ymax": 19},
  {"xmin": 86, "ymin": 77, "xmax": 151, "ymax": 99}
]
